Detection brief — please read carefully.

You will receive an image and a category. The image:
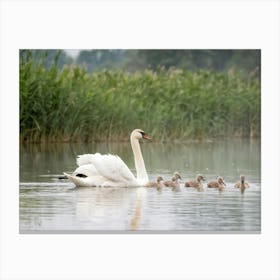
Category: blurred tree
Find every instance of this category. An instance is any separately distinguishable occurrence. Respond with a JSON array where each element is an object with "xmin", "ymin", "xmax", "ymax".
[
  {"xmin": 20, "ymin": 49, "xmax": 73, "ymax": 69},
  {"xmin": 77, "ymin": 50, "xmax": 124, "ymax": 71},
  {"xmin": 20, "ymin": 49, "xmax": 261, "ymax": 79},
  {"xmin": 135, "ymin": 49, "xmax": 260, "ymax": 74}
]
